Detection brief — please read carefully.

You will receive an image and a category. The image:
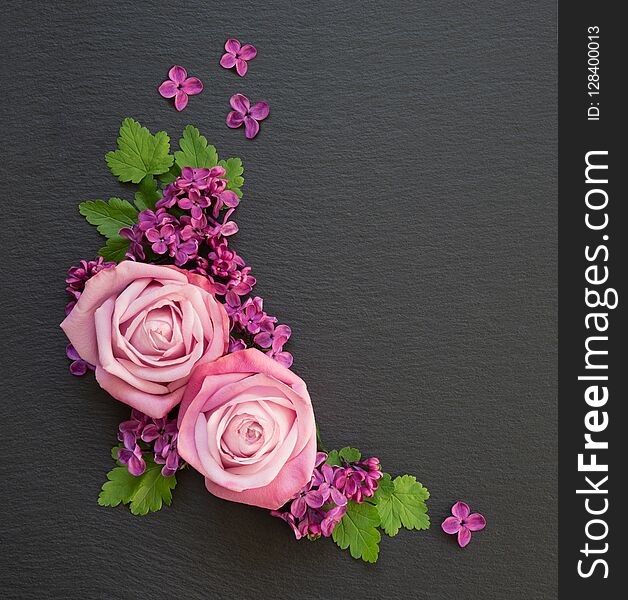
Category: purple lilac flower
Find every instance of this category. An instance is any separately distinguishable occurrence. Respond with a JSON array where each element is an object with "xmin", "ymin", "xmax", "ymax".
[
  {"xmin": 226, "ymin": 94, "xmax": 269, "ymax": 139},
  {"xmin": 158, "ymin": 65, "xmax": 203, "ymax": 111},
  {"xmin": 271, "ymin": 452, "xmax": 383, "ymax": 540},
  {"xmin": 442, "ymin": 502, "xmax": 486, "ymax": 548},
  {"xmin": 118, "ymin": 443, "xmax": 146, "ymax": 476},
  {"xmin": 220, "ymin": 38, "xmax": 257, "ymax": 77},
  {"xmin": 145, "ymin": 223, "xmax": 176, "ymax": 255},
  {"xmin": 65, "ymin": 257, "xmax": 115, "ymax": 313},
  {"xmin": 178, "ymin": 167, "xmax": 213, "ymax": 191},
  {"xmin": 66, "ymin": 344, "xmax": 95, "ymax": 376},
  {"xmin": 180, "ymin": 214, "xmax": 209, "ymax": 242},
  {"xmin": 178, "ymin": 189, "xmax": 211, "ymax": 219},
  {"xmin": 119, "ymin": 224, "xmax": 146, "ymax": 261},
  {"xmin": 170, "ymin": 234, "xmax": 198, "ymax": 266},
  {"xmin": 138, "ymin": 208, "xmax": 174, "ymax": 232},
  {"xmin": 116, "ymin": 410, "xmax": 182, "ymax": 478},
  {"xmin": 266, "ymin": 333, "xmax": 293, "ymax": 368},
  {"xmin": 229, "ymin": 336, "xmax": 247, "ymax": 352},
  {"xmin": 254, "ymin": 323, "xmax": 292, "ymax": 349},
  {"xmin": 238, "ymin": 297, "xmax": 275, "ymax": 334}
]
